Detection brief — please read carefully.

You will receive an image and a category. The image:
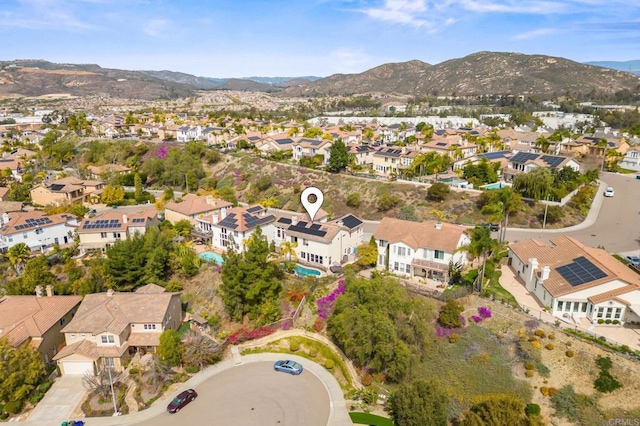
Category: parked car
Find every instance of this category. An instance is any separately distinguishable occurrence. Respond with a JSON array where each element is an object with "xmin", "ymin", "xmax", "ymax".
[
  {"xmin": 61, "ymin": 422, "xmax": 85, "ymax": 426},
  {"xmin": 274, "ymin": 360, "xmax": 303, "ymax": 375},
  {"xmin": 604, "ymin": 187, "xmax": 615, "ymax": 197},
  {"xmin": 481, "ymin": 223, "xmax": 499, "ymax": 232},
  {"xmin": 626, "ymin": 255, "xmax": 640, "ymax": 267},
  {"xmin": 167, "ymin": 389, "xmax": 198, "ymax": 413}
]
